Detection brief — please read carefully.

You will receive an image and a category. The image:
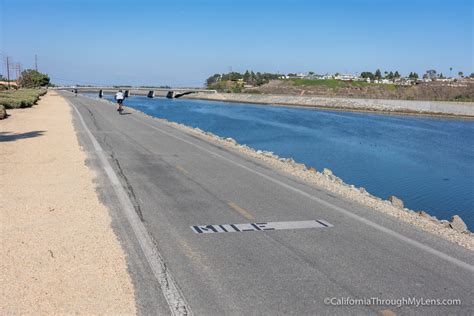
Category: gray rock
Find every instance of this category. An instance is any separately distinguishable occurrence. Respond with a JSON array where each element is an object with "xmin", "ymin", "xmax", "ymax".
[
  {"xmin": 388, "ymin": 195, "xmax": 404, "ymax": 209},
  {"xmin": 440, "ymin": 220, "xmax": 451, "ymax": 228},
  {"xmin": 418, "ymin": 211, "xmax": 430, "ymax": 219},
  {"xmin": 323, "ymin": 168, "xmax": 333, "ymax": 176},
  {"xmin": 449, "ymin": 215, "xmax": 468, "ymax": 233}
]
